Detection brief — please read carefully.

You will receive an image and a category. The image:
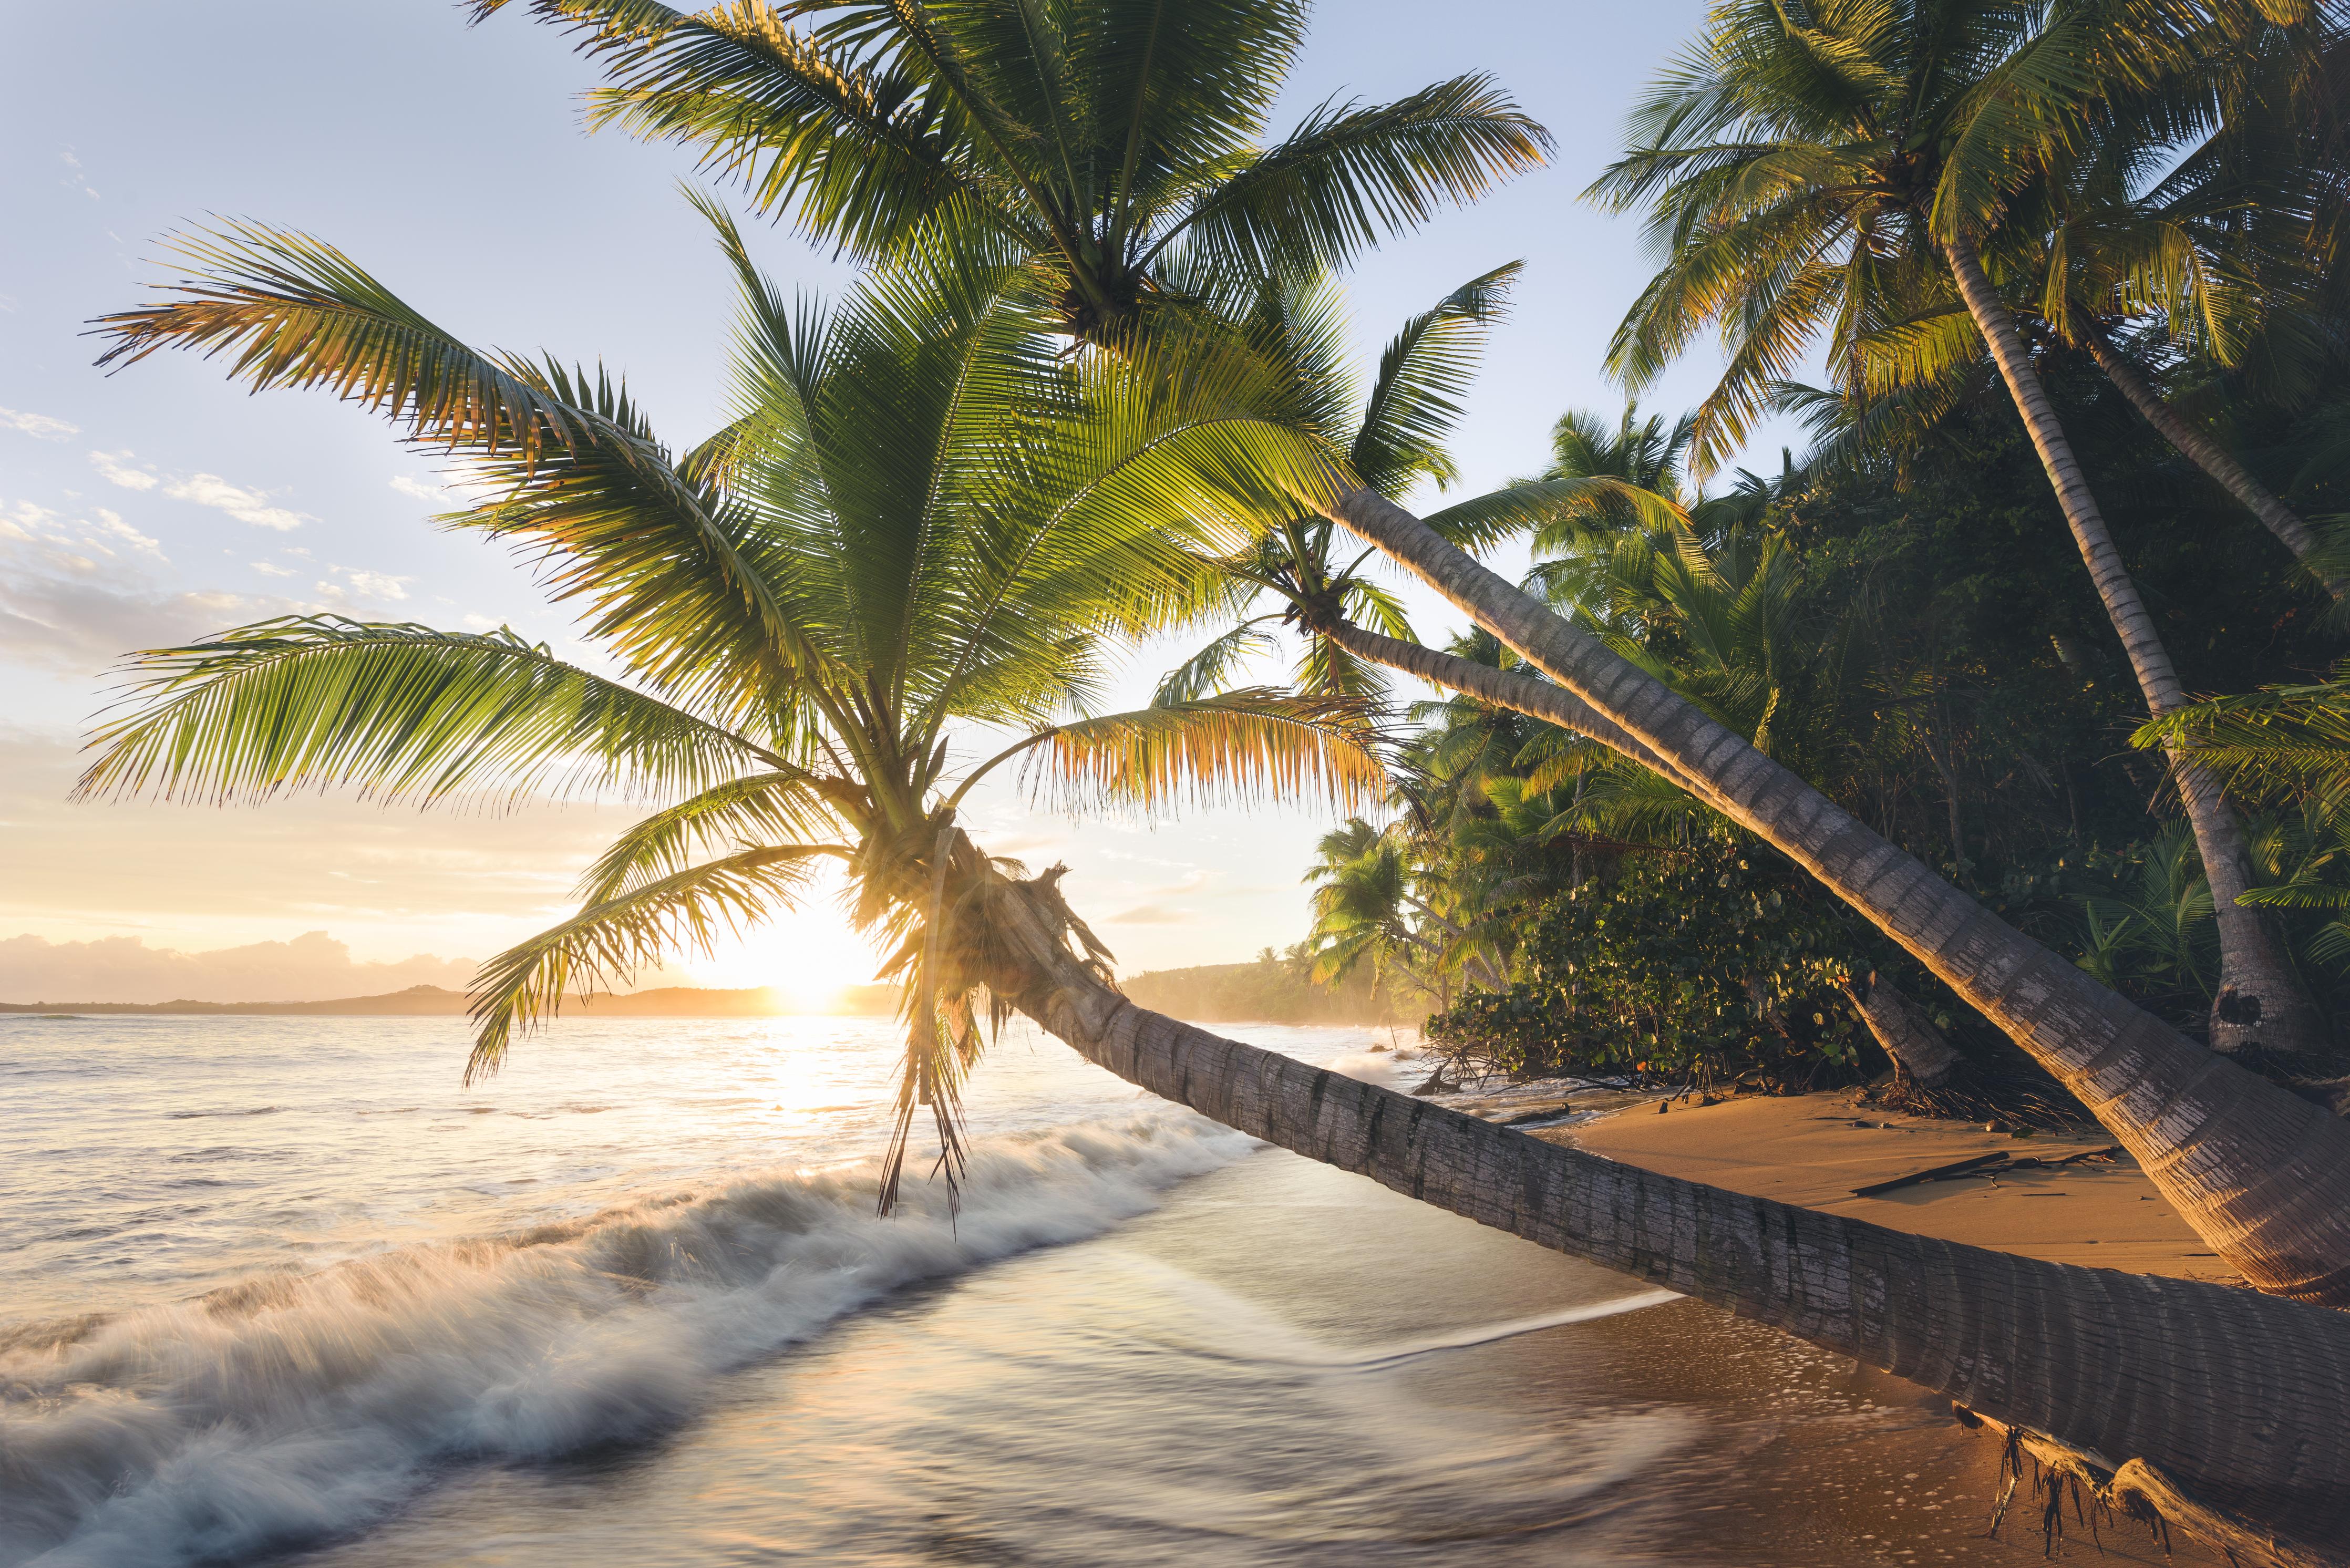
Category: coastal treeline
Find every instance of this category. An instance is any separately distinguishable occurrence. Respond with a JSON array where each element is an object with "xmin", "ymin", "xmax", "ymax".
[{"xmin": 78, "ymin": 0, "xmax": 2350, "ymax": 1554}]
